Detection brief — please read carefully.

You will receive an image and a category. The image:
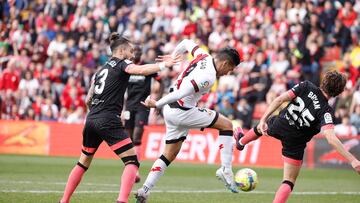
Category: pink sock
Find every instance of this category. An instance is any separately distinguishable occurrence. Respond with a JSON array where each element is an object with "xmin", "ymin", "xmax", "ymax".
[
  {"xmin": 239, "ymin": 128, "xmax": 261, "ymax": 145},
  {"xmin": 273, "ymin": 183, "xmax": 292, "ymax": 203},
  {"xmin": 134, "ymin": 145, "xmax": 141, "ymax": 160},
  {"xmin": 61, "ymin": 163, "xmax": 87, "ymax": 203},
  {"xmin": 117, "ymin": 164, "xmax": 138, "ymax": 202}
]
